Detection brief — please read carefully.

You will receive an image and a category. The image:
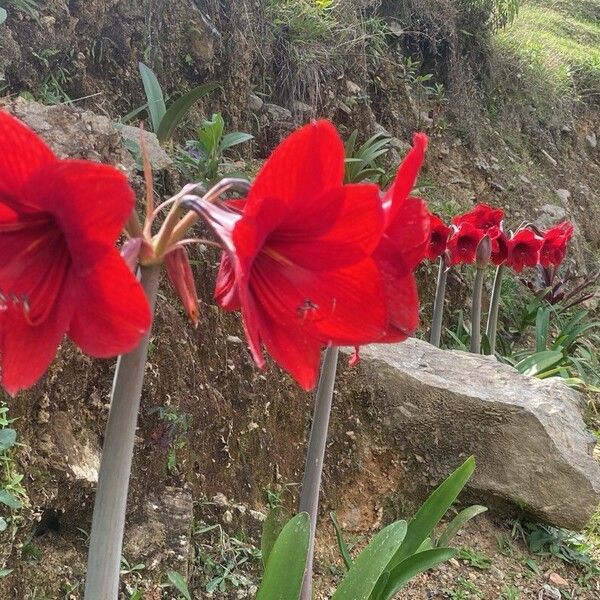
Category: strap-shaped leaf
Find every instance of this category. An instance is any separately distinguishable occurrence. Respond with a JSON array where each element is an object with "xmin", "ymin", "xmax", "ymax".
[
  {"xmin": 436, "ymin": 505, "xmax": 487, "ymax": 548},
  {"xmin": 331, "ymin": 520, "xmax": 407, "ymax": 600},
  {"xmin": 386, "ymin": 456, "xmax": 475, "ymax": 571},
  {"xmin": 256, "ymin": 513, "xmax": 310, "ymax": 600},
  {"xmin": 261, "ymin": 506, "xmax": 290, "ymax": 568},
  {"xmin": 330, "ymin": 511, "xmax": 353, "ymax": 570},
  {"xmin": 219, "ymin": 131, "xmax": 254, "ymax": 153},
  {"xmin": 156, "ymin": 82, "xmax": 220, "ymax": 143},
  {"xmin": 0, "ymin": 8, "xmax": 7, "ymax": 25},
  {"xmin": 380, "ymin": 548, "xmax": 456, "ymax": 599},
  {"xmin": 138, "ymin": 62, "xmax": 166, "ymax": 133}
]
